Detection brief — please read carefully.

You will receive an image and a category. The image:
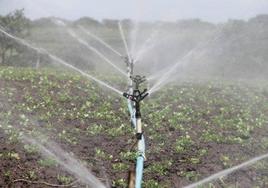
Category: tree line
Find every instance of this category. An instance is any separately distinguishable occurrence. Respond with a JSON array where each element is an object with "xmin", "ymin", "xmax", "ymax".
[{"xmin": 0, "ymin": 9, "xmax": 30, "ymax": 65}]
